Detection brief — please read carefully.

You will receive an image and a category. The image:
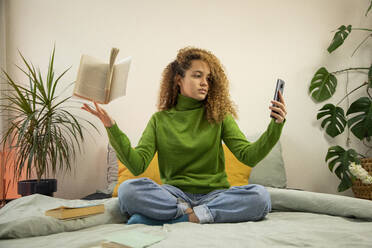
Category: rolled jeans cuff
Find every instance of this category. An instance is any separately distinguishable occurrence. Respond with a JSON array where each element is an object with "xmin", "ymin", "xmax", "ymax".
[
  {"xmin": 175, "ymin": 198, "xmax": 190, "ymax": 219},
  {"xmin": 193, "ymin": 204, "xmax": 214, "ymax": 223}
]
